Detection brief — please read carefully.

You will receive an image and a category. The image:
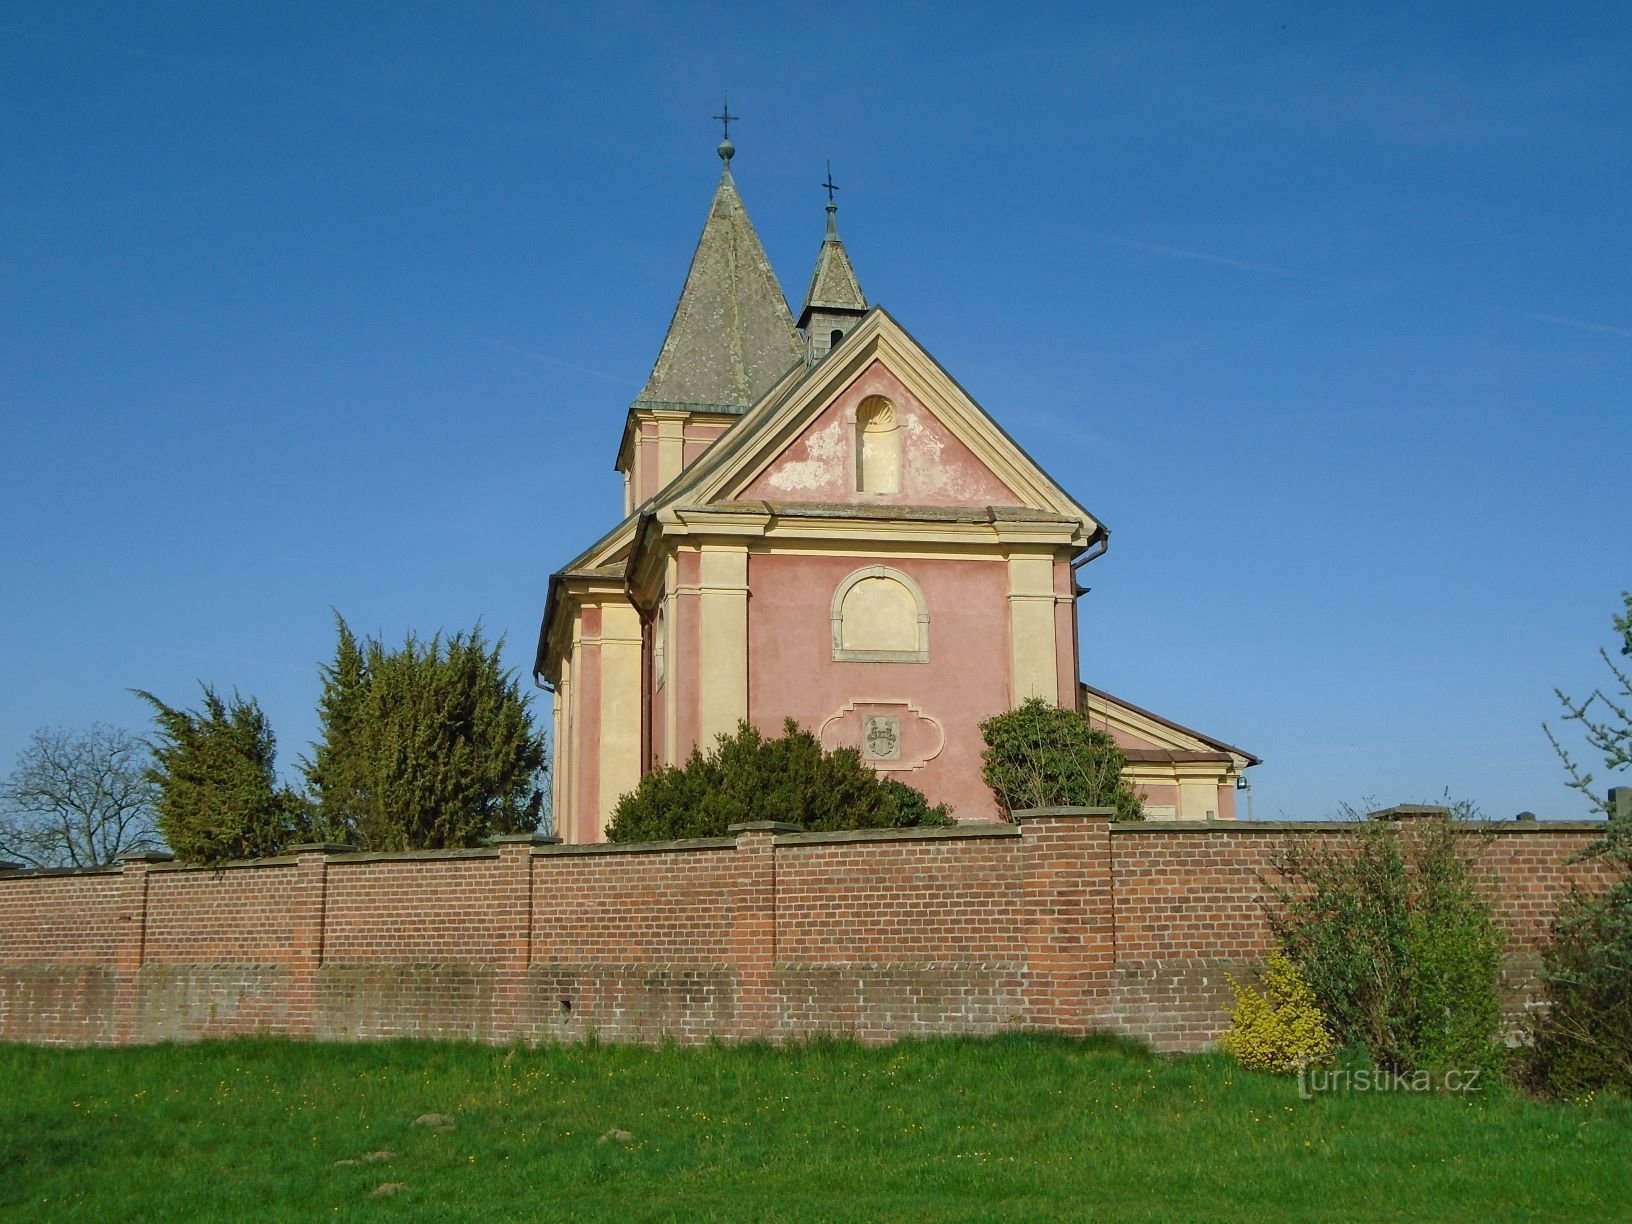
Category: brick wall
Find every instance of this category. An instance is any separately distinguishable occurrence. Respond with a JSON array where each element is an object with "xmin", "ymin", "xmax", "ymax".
[
  {"xmin": 0, "ymin": 870, "xmax": 122, "ymax": 1045},
  {"xmin": 774, "ymin": 826, "xmax": 1029, "ymax": 1040},
  {"xmin": 0, "ymin": 815, "xmax": 1615, "ymax": 1050}
]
